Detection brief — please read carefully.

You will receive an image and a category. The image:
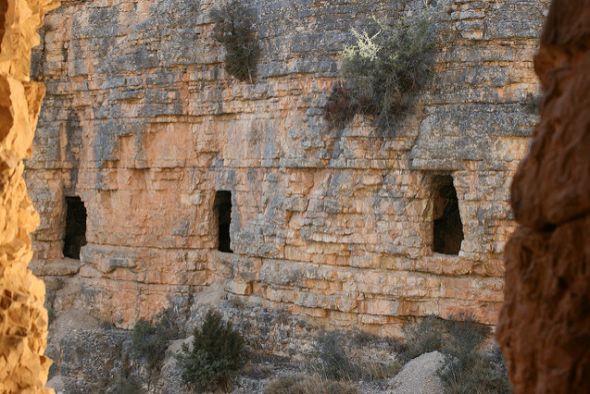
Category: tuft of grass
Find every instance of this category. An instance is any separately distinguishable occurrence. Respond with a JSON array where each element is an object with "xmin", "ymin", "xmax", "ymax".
[
  {"xmin": 210, "ymin": 0, "xmax": 260, "ymax": 82},
  {"xmin": 176, "ymin": 310, "xmax": 245, "ymax": 392},
  {"xmin": 326, "ymin": 13, "xmax": 438, "ymax": 129},
  {"xmin": 264, "ymin": 375, "xmax": 359, "ymax": 394}
]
